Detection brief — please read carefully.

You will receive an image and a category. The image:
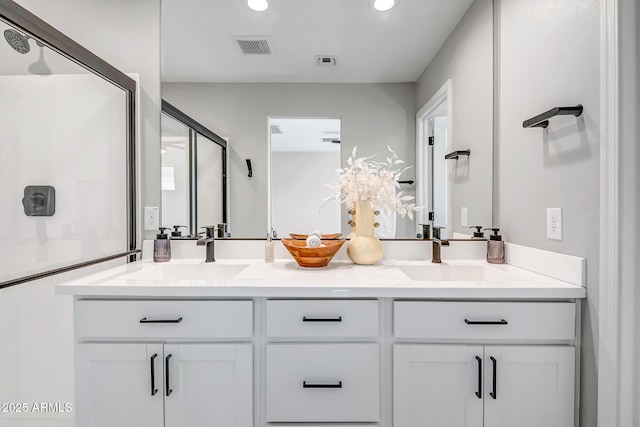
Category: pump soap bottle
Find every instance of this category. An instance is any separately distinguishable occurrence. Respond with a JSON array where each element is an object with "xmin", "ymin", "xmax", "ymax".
[
  {"xmin": 154, "ymin": 227, "xmax": 171, "ymax": 262},
  {"xmin": 469, "ymin": 226, "xmax": 485, "ymax": 239},
  {"xmin": 265, "ymin": 232, "xmax": 274, "ymax": 263},
  {"xmin": 484, "ymin": 228, "xmax": 504, "ymax": 264}
]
